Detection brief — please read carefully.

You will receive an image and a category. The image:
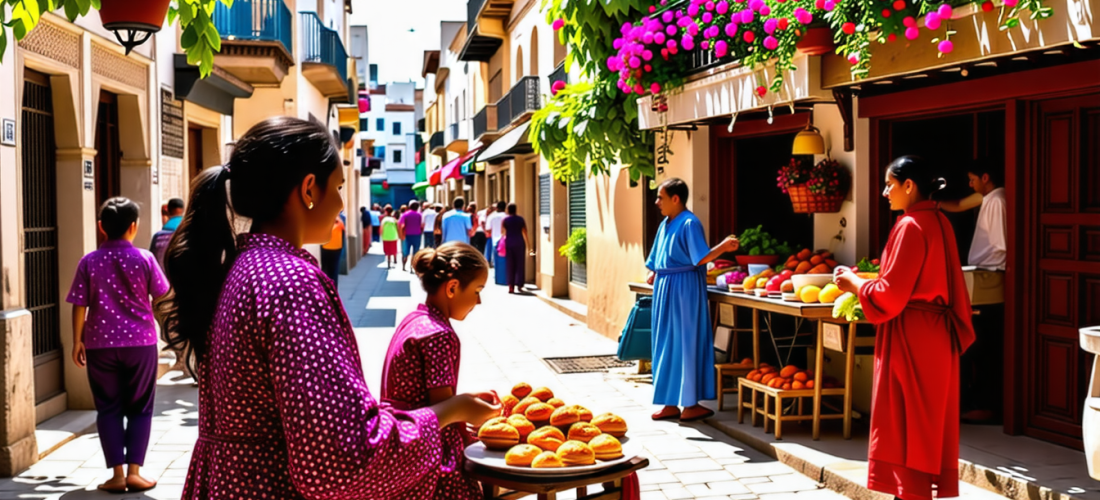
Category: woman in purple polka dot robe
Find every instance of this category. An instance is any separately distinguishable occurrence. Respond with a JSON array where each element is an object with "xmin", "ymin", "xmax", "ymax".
[
  {"xmin": 382, "ymin": 242, "xmax": 492, "ymax": 499},
  {"xmin": 156, "ymin": 117, "xmax": 500, "ymax": 499}
]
